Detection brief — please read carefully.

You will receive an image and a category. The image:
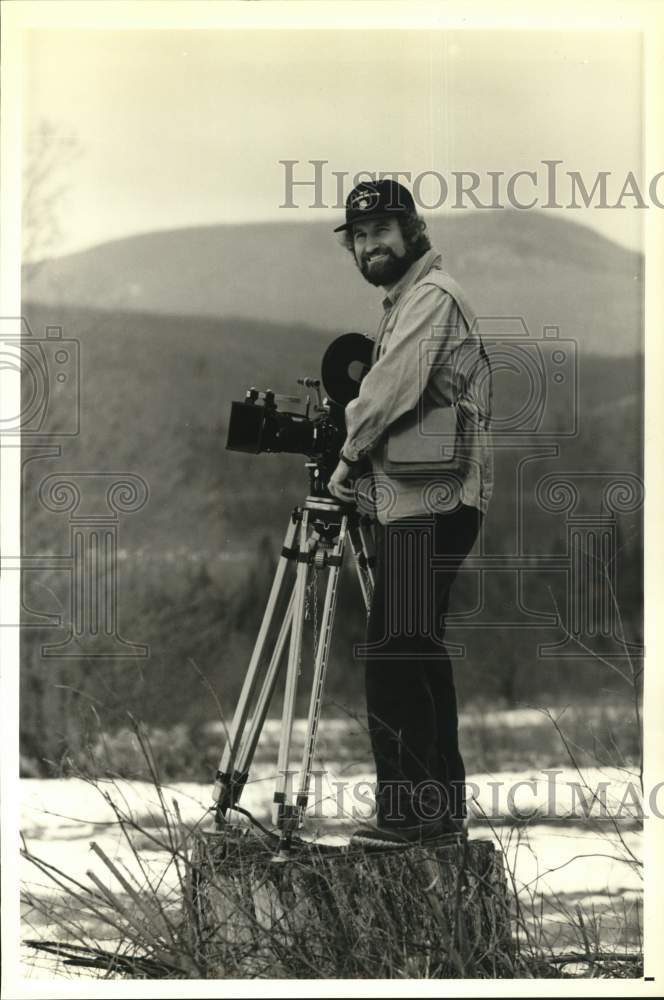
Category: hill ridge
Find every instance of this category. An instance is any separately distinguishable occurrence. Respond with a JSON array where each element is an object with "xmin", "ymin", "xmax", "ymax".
[{"xmin": 24, "ymin": 212, "xmax": 643, "ymax": 356}]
